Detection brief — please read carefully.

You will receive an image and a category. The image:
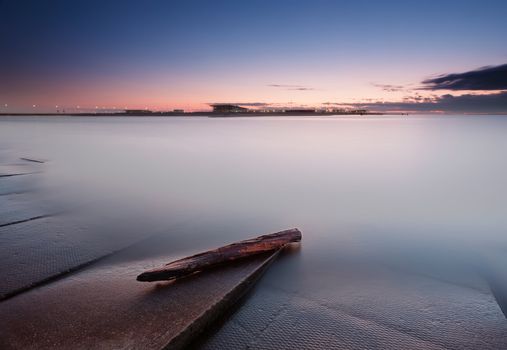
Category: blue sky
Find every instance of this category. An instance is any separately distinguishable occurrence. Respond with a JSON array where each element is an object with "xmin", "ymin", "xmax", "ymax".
[{"xmin": 1, "ymin": 0, "xmax": 507, "ymax": 112}]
